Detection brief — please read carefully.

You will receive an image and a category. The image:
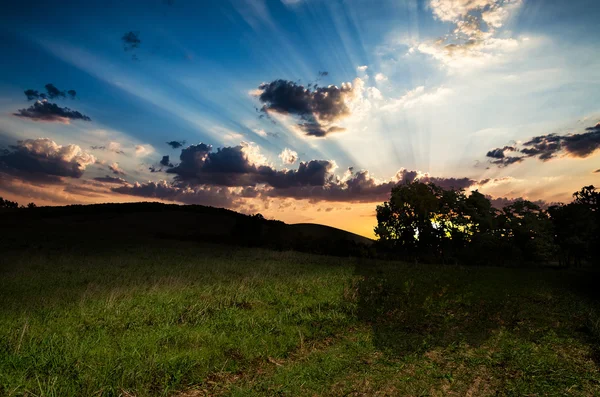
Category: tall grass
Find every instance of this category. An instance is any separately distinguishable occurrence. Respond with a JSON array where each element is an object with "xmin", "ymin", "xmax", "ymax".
[{"xmin": 1, "ymin": 241, "xmax": 599, "ymax": 396}]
